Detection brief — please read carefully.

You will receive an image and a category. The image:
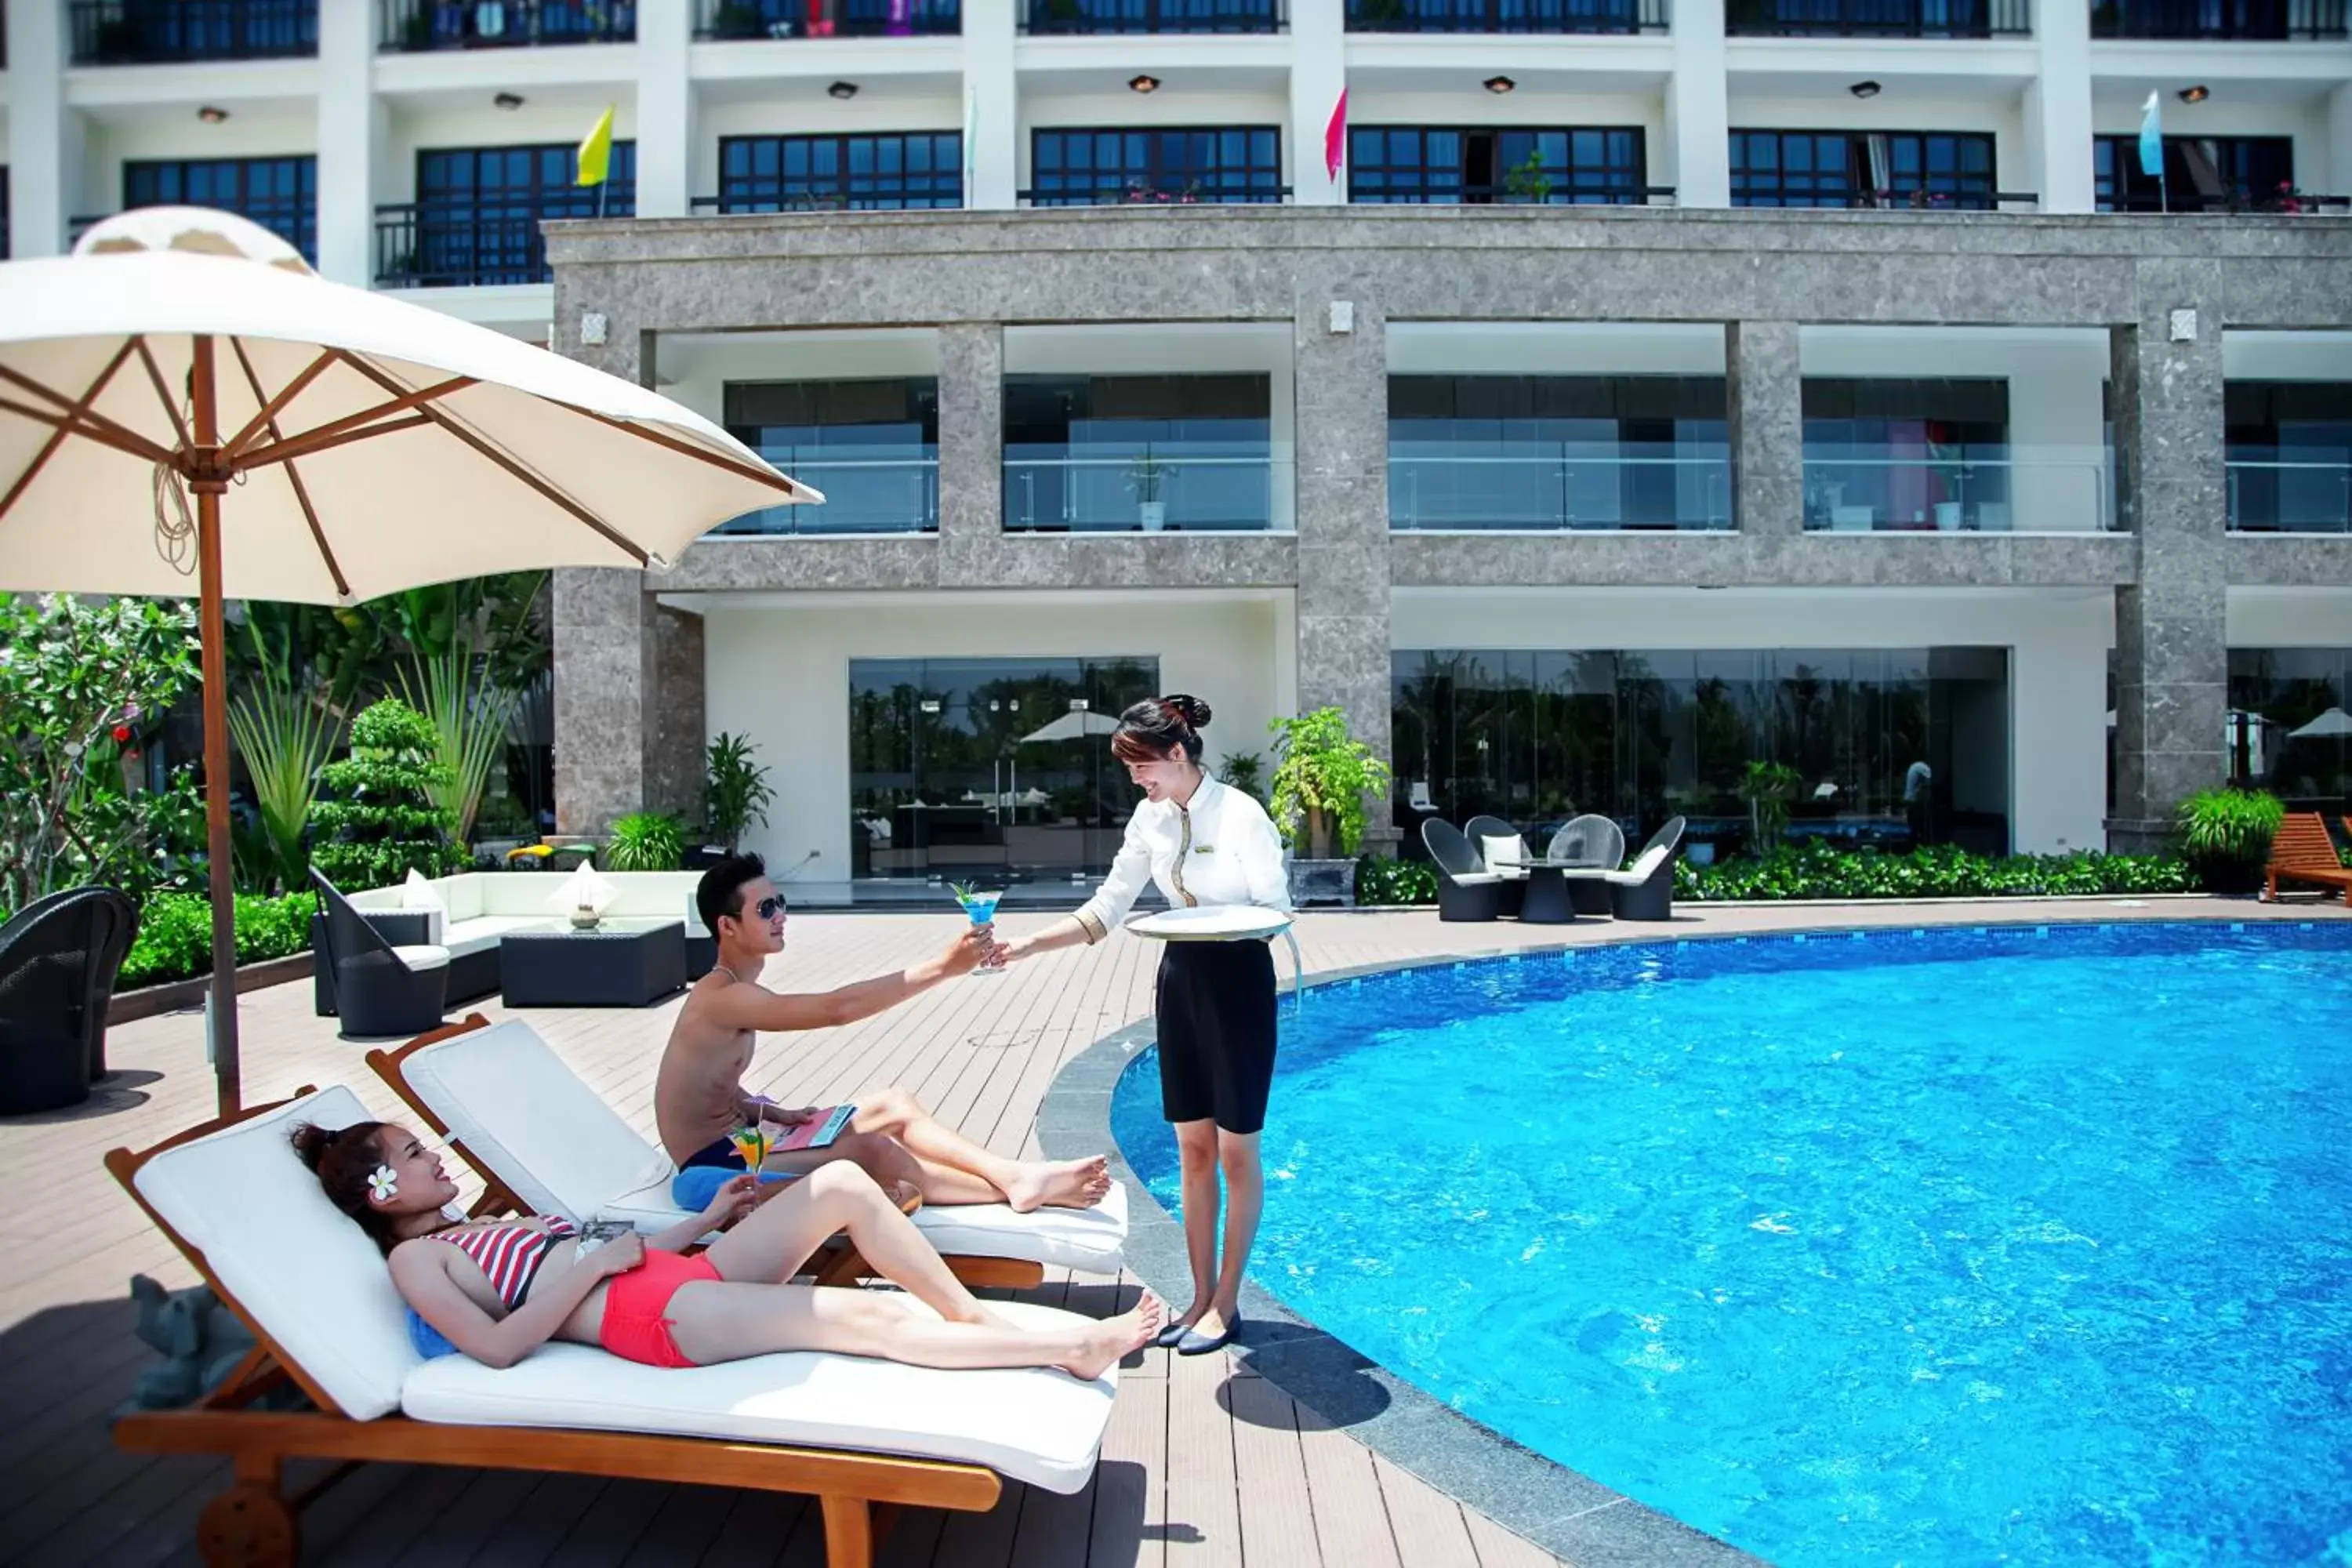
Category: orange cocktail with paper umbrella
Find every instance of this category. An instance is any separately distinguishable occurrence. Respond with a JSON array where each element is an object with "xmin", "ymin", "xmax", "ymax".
[{"xmin": 728, "ymin": 1120, "xmax": 772, "ymax": 1173}]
